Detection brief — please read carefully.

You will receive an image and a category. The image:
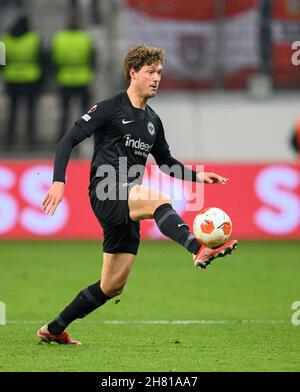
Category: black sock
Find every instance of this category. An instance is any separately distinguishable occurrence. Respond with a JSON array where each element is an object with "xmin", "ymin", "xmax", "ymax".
[
  {"xmin": 48, "ymin": 281, "xmax": 111, "ymax": 335},
  {"xmin": 154, "ymin": 203, "xmax": 201, "ymax": 254}
]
